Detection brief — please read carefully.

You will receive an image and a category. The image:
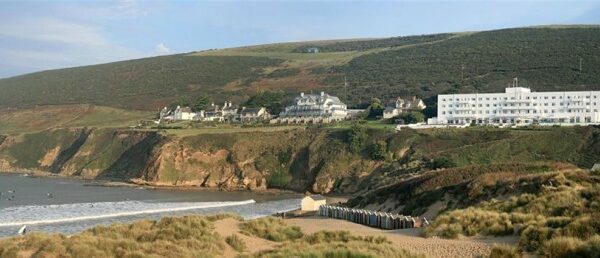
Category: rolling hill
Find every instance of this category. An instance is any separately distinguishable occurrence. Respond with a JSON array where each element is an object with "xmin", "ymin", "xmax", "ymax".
[{"xmin": 0, "ymin": 26, "xmax": 599, "ymax": 111}]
